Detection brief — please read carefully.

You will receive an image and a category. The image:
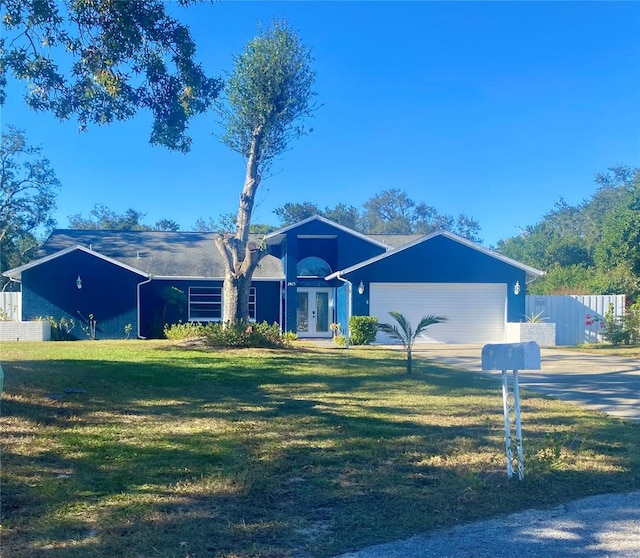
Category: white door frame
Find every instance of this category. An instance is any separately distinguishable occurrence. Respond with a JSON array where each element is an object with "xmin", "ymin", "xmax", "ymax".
[{"xmin": 297, "ymin": 287, "xmax": 333, "ymax": 338}]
